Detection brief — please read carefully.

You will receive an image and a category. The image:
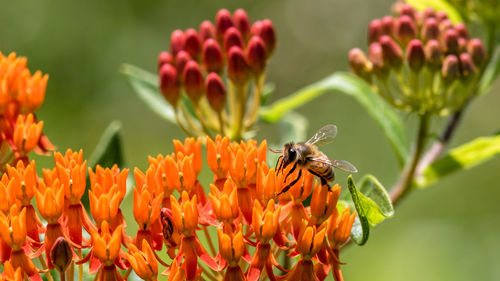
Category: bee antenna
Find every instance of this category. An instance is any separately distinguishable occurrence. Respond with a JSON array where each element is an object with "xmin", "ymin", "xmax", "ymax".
[{"xmin": 269, "ymin": 148, "xmax": 282, "ymax": 153}]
